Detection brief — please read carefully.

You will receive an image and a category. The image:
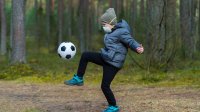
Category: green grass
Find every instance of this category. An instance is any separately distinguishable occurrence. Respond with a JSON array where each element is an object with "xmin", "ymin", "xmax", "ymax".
[
  {"xmin": 0, "ymin": 53, "xmax": 200, "ymax": 87},
  {"xmin": 0, "ymin": 48, "xmax": 200, "ymax": 87},
  {"xmin": 23, "ymin": 108, "xmax": 42, "ymax": 112}
]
